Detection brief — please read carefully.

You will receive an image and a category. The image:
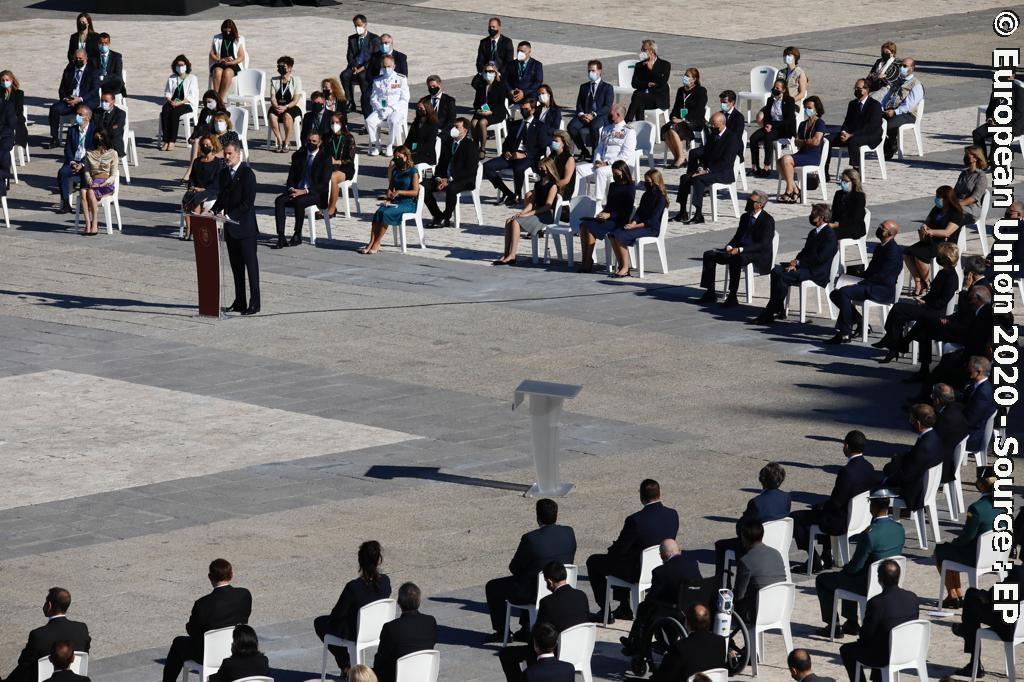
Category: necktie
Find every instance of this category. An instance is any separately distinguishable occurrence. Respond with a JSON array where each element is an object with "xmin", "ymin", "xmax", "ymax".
[
  {"xmin": 302, "ymin": 153, "xmax": 314, "ymax": 189},
  {"xmin": 587, "ymin": 83, "xmax": 595, "ymax": 111},
  {"xmin": 74, "ymin": 70, "xmax": 82, "ymax": 88},
  {"xmin": 101, "ymin": 56, "xmax": 107, "ymax": 75},
  {"xmin": 448, "ymin": 140, "xmax": 459, "ymax": 176},
  {"xmin": 491, "ymin": 40, "xmax": 496, "ymax": 59},
  {"xmin": 358, "ymin": 36, "xmax": 364, "ymax": 52},
  {"xmin": 432, "ymin": 97, "xmax": 438, "ymax": 111}
]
